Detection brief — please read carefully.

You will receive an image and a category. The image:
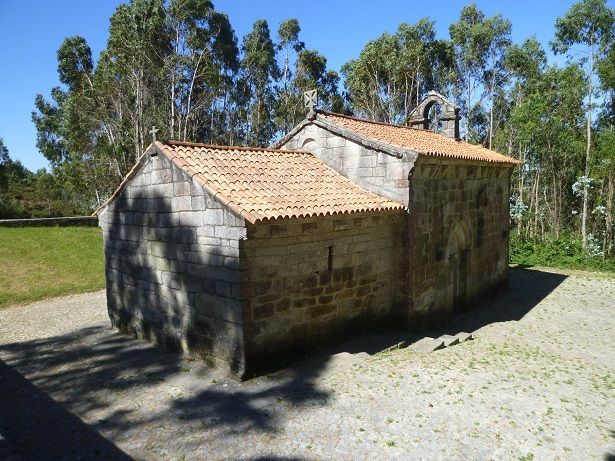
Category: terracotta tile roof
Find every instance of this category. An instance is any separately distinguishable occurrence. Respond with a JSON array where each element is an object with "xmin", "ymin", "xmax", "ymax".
[
  {"xmin": 320, "ymin": 111, "xmax": 520, "ymax": 165},
  {"xmin": 149, "ymin": 141, "xmax": 404, "ymax": 223}
]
